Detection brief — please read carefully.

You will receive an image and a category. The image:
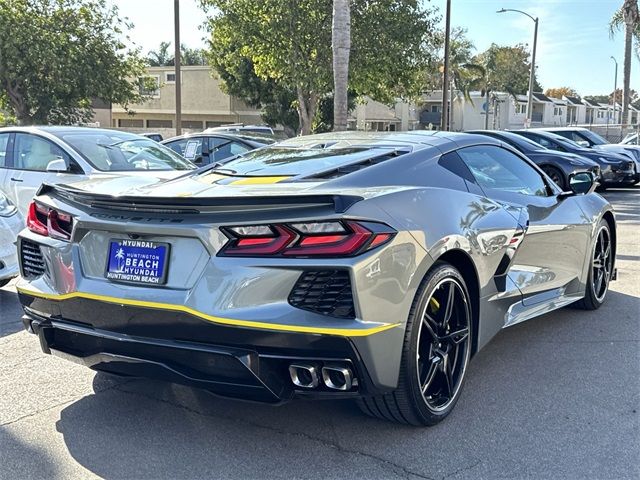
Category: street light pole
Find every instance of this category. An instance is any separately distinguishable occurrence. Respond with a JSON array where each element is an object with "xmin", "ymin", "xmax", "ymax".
[
  {"xmin": 497, "ymin": 8, "xmax": 538, "ymax": 128},
  {"xmin": 611, "ymin": 56, "xmax": 618, "ymax": 124},
  {"xmin": 440, "ymin": 0, "xmax": 451, "ymax": 131},
  {"xmin": 174, "ymin": 0, "xmax": 182, "ymax": 136}
]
